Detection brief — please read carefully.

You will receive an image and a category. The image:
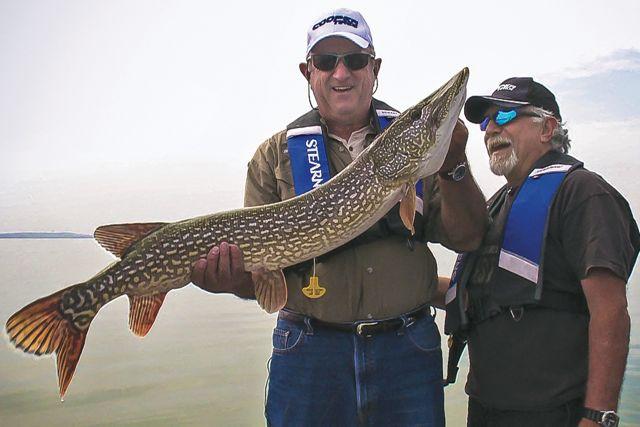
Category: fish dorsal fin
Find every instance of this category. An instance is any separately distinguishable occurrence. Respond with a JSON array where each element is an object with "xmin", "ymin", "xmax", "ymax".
[
  {"xmin": 128, "ymin": 292, "xmax": 168, "ymax": 337},
  {"xmin": 94, "ymin": 222, "xmax": 166, "ymax": 258},
  {"xmin": 399, "ymin": 184, "xmax": 416, "ymax": 235},
  {"xmin": 252, "ymin": 269, "xmax": 288, "ymax": 314}
]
